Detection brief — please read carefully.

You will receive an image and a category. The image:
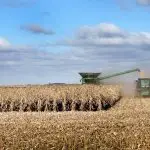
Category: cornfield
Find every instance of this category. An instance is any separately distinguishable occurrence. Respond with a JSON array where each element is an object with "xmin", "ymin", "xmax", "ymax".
[
  {"xmin": 0, "ymin": 84, "xmax": 121, "ymax": 112},
  {"xmin": 1, "ymin": 98, "xmax": 150, "ymax": 149}
]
